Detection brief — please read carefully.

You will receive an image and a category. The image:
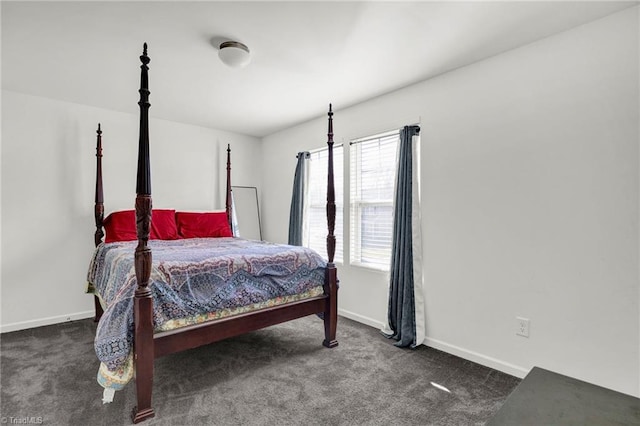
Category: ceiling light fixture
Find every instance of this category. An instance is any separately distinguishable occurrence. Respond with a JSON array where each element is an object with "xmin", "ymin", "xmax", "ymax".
[{"xmin": 218, "ymin": 41, "xmax": 251, "ymax": 68}]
